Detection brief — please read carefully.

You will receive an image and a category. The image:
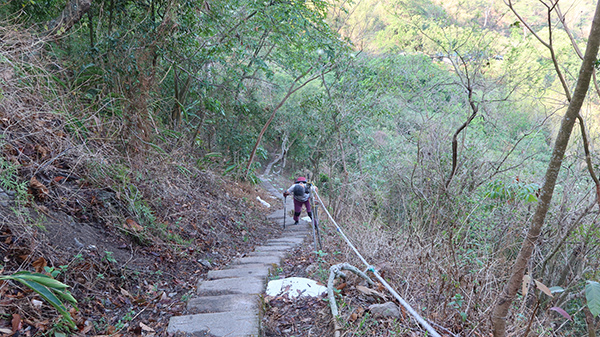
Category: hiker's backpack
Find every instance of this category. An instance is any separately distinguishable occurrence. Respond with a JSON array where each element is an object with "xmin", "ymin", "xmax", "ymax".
[{"xmin": 292, "ymin": 184, "xmax": 308, "ymax": 197}]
